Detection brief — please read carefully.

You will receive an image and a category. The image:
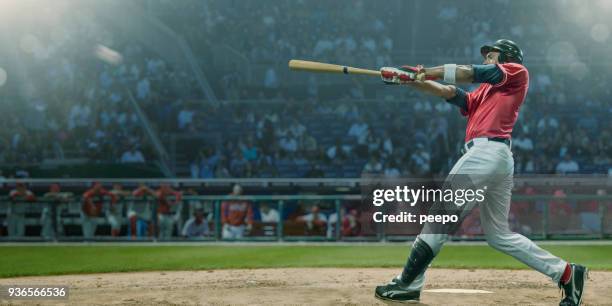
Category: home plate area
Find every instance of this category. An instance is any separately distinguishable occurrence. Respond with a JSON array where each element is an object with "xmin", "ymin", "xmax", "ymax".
[{"xmin": 1, "ymin": 268, "xmax": 609, "ymax": 305}]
